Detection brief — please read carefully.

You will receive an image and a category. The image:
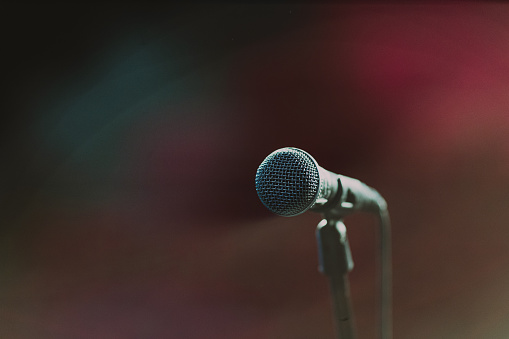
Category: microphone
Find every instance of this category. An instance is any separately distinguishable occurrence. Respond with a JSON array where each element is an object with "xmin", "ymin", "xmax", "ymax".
[
  {"xmin": 255, "ymin": 147, "xmax": 385, "ymax": 218},
  {"xmin": 255, "ymin": 147, "xmax": 392, "ymax": 339}
]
